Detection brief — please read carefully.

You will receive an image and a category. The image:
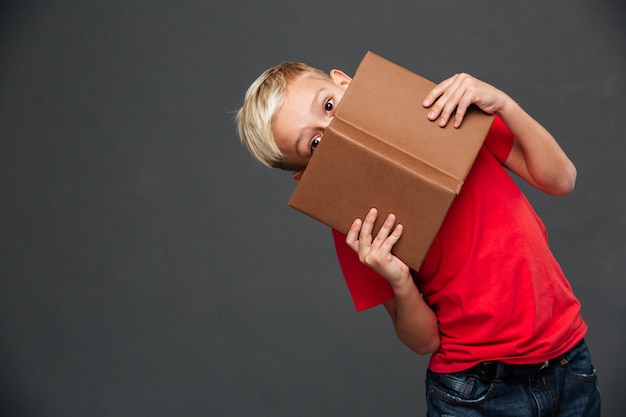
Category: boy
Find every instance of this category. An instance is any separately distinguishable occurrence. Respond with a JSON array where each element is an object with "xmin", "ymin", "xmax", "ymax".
[{"xmin": 236, "ymin": 60, "xmax": 601, "ymax": 416}]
